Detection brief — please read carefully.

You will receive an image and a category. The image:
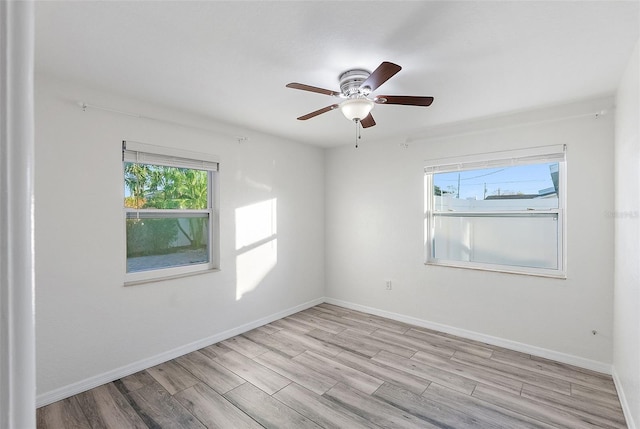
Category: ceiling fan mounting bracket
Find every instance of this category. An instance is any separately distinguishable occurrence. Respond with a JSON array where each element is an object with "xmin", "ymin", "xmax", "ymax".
[{"xmin": 338, "ymin": 68, "xmax": 371, "ymax": 97}]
